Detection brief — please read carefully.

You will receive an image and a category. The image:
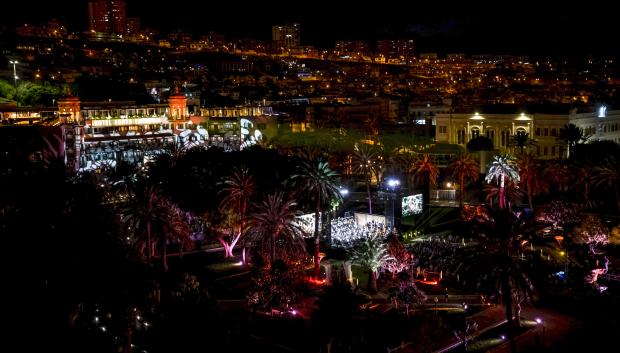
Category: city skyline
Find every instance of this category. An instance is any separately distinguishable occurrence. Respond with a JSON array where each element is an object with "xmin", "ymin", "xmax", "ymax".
[{"xmin": 2, "ymin": 0, "xmax": 619, "ymax": 55}]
